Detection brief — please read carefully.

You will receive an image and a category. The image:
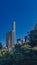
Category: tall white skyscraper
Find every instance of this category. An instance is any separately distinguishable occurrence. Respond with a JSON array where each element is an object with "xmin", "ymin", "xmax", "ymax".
[
  {"xmin": 12, "ymin": 21, "xmax": 15, "ymax": 32},
  {"xmin": 12, "ymin": 21, "xmax": 16, "ymax": 48},
  {"xmin": 6, "ymin": 21, "xmax": 16, "ymax": 51}
]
